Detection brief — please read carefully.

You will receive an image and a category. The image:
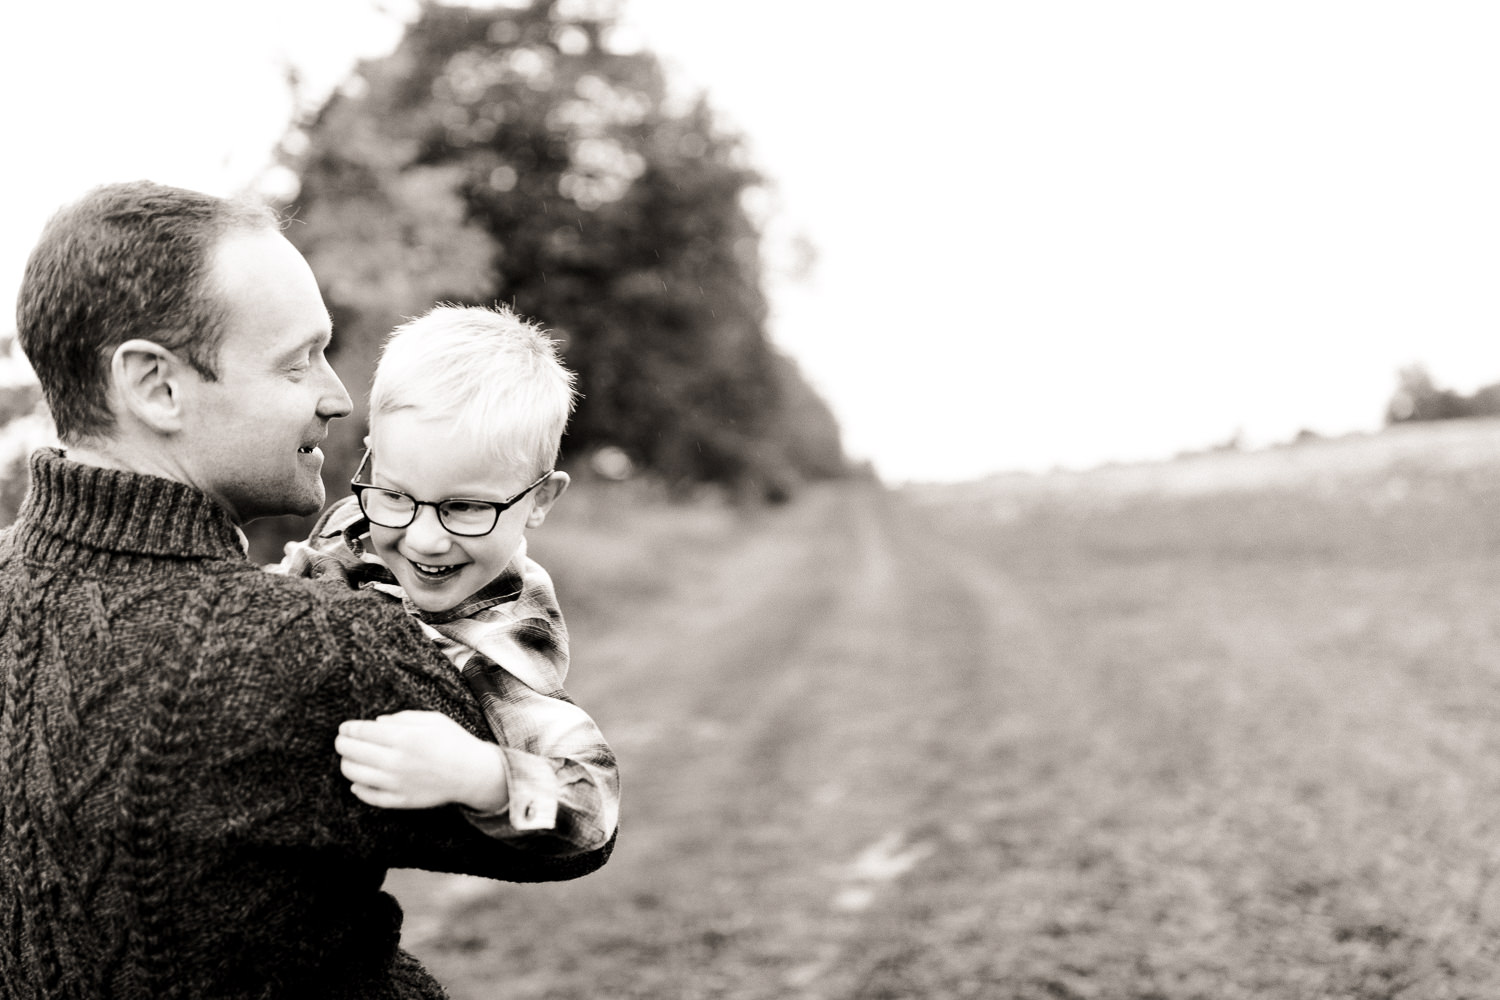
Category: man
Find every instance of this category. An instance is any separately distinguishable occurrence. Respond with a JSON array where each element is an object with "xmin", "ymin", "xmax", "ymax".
[{"xmin": 0, "ymin": 181, "xmax": 612, "ymax": 999}]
